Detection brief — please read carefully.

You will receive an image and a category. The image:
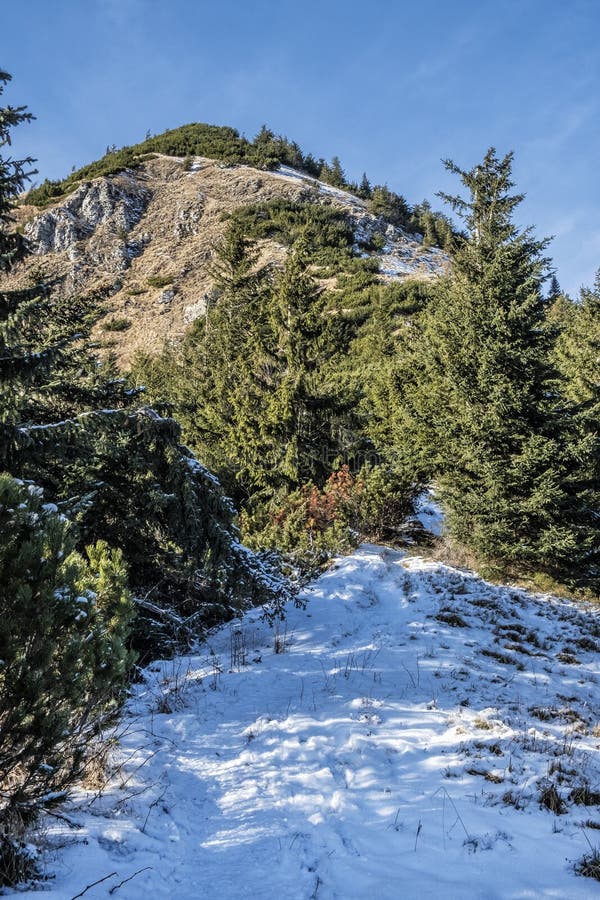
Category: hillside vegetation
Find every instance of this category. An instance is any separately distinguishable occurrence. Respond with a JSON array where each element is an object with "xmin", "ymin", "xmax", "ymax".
[{"xmin": 25, "ymin": 122, "xmax": 455, "ymax": 247}]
